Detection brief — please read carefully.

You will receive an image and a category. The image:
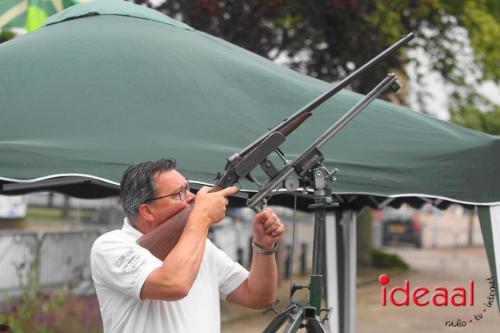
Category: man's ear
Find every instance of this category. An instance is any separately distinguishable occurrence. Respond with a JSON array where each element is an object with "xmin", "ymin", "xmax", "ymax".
[{"xmin": 138, "ymin": 203, "xmax": 155, "ymax": 222}]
